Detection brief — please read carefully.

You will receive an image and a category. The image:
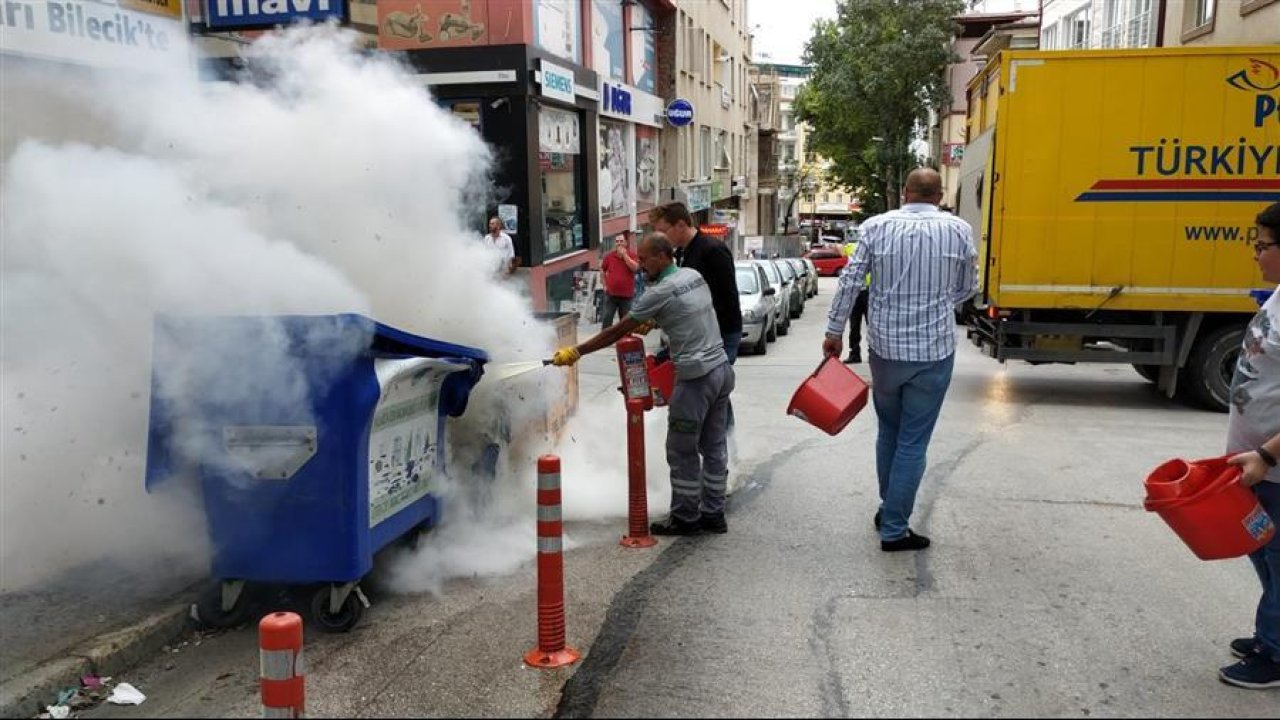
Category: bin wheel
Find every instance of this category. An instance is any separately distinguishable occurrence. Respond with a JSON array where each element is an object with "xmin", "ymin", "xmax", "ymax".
[
  {"xmin": 309, "ymin": 586, "xmax": 364, "ymax": 633},
  {"xmin": 193, "ymin": 583, "xmax": 251, "ymax": 630}
]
